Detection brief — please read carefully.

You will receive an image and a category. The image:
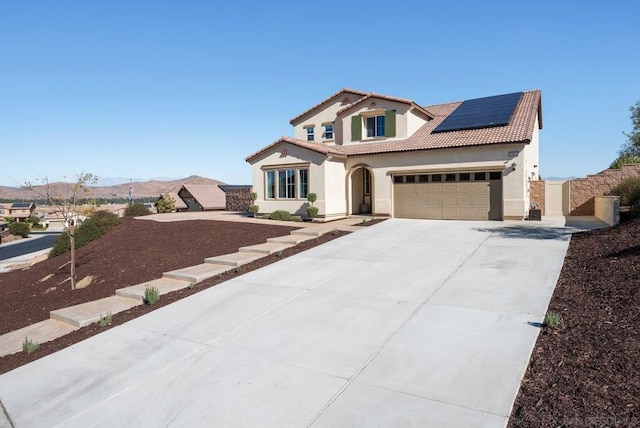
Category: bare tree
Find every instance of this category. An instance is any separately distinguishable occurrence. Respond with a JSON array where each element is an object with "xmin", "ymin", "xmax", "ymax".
[{"xmin": 24, "ymin": 173, "xmax": 98, "ymax": 290}]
